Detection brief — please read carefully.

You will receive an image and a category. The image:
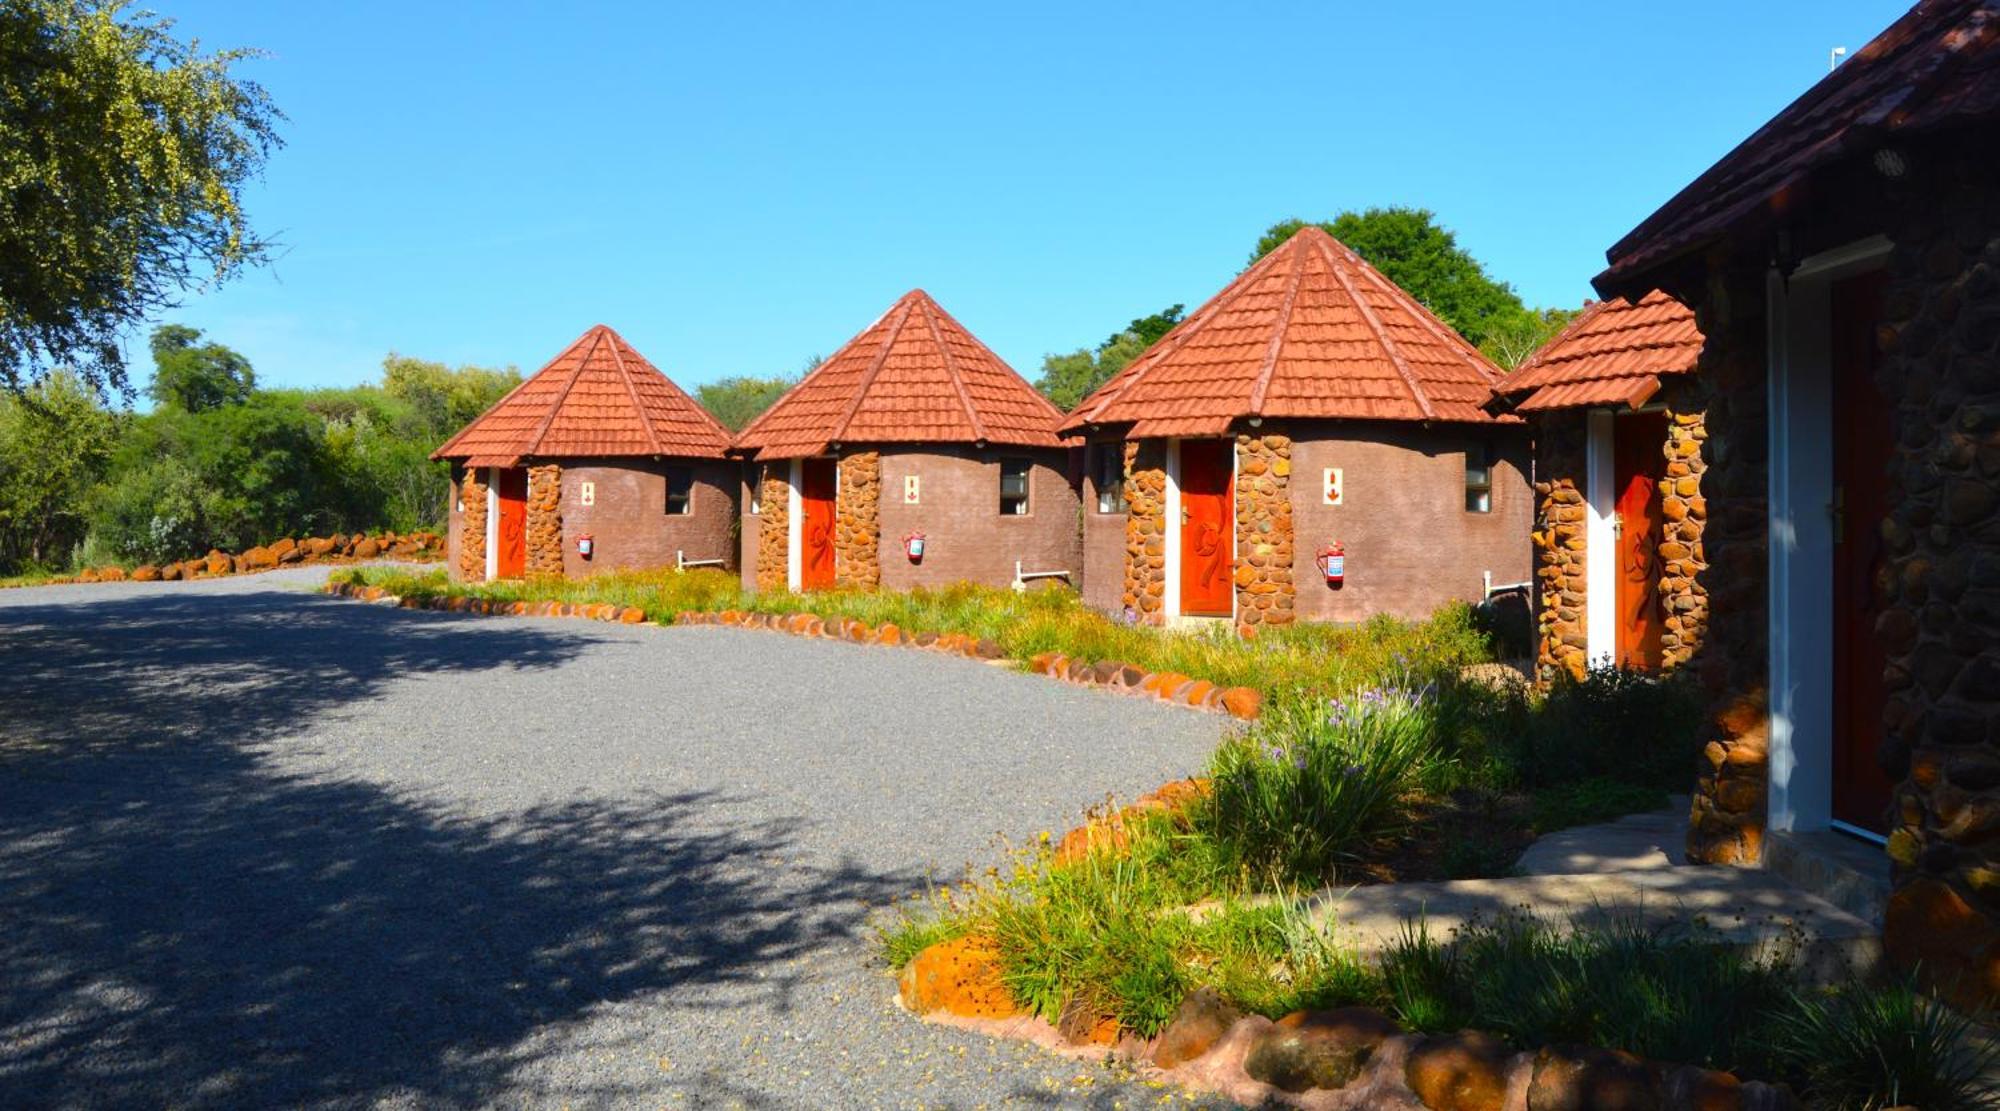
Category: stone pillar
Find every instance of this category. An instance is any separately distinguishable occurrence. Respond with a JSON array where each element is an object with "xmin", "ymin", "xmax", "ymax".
[
  {"xmin": 836, "ymin": 449, "xmax": 882, "ymax": 590},
  {"xmin": 756, "ymin": 465, "xmax": 790, "ymax": 593},
  {"xmin": 1531, "ymin": 417, "xmax": 1589, "ymax": 683},
  {"xmin": 1682, "ymin": 270, "xmax": 1772, "ymax": 868},
  {"xmin": 1657, "ymin": 399, "xmax": 1711, "ymax": 671},
  {"xmin": 1877, "ymin": 162, "xmax": 2000, "ymax": 1011},
  {"xmin": 1122, "ymin": 440, "xmax": 1167, "ymax": 624},
  {"xmin": 1234, "ymin": 433, "xmax": 1295, "ymax": 635},
  {"xmin": 525, "ymin": 463, "xmax": 563, "ymax": 577},
  {"xmin": 458, "ymin": 467, "xmax": 488, "ymax": 581}
]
